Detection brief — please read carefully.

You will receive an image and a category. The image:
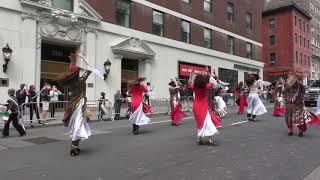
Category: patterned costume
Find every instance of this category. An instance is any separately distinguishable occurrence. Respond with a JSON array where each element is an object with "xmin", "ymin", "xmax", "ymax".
[
  {"xmin": 169, "ymin": 80, "xmax": 187, "ymax": 126},
  {"xmin": 273, "ymin": 81, "xmax": 286, "ymax": 116}
]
